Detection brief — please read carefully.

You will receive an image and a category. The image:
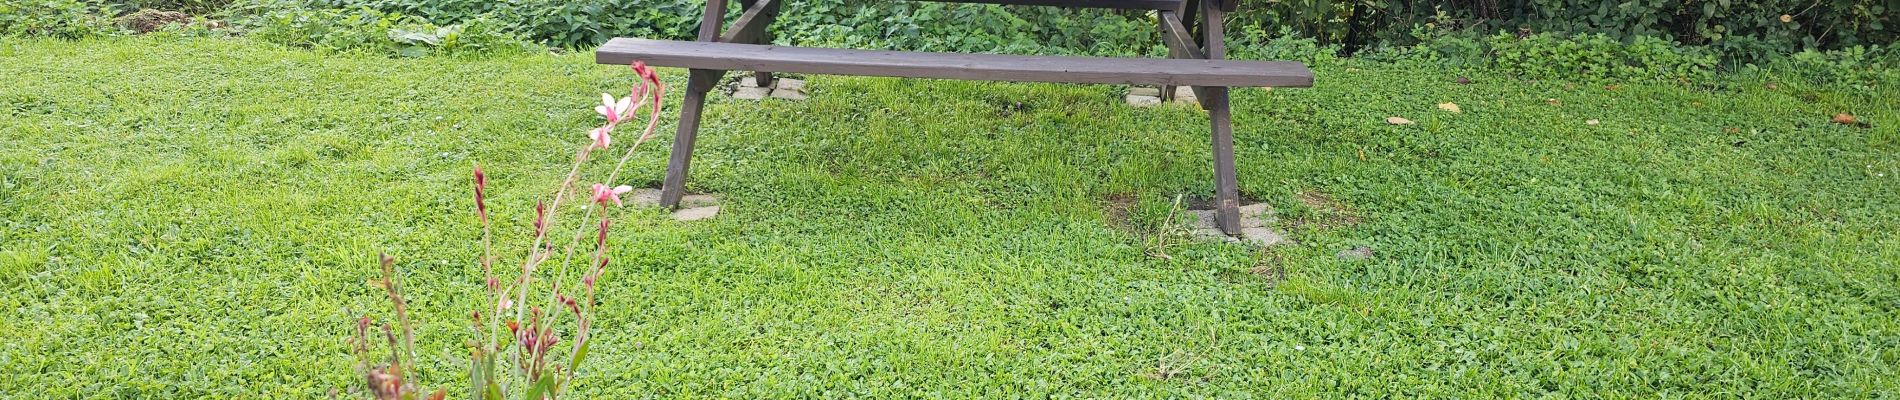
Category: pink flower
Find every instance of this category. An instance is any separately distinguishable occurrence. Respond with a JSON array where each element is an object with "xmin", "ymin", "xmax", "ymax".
[
  {"xmin": 589, "ymin": 126, "xmax": 613, "ymax": 149},
  {"xmin": 596, "ymin": 218, "xmax": 611, "ymax": 248},
  {"xmin": 630, "ymin": 61, "xmax": 661, "ymax": 101},
  {"xmin": 591, "ymin": 184, "xmax": 632, "ymax": 207},
  {"xmin": 596, "ymin": 93, "xmax": 632, "ymax": 124}
]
